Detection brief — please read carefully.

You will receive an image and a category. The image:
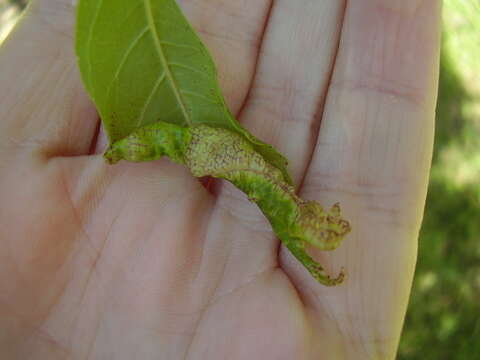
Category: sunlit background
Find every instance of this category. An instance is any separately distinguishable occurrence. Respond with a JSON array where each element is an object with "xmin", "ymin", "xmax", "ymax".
[{"xmin": 0, "ymin": 0, "xmax": 478, "ymax": 358}]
